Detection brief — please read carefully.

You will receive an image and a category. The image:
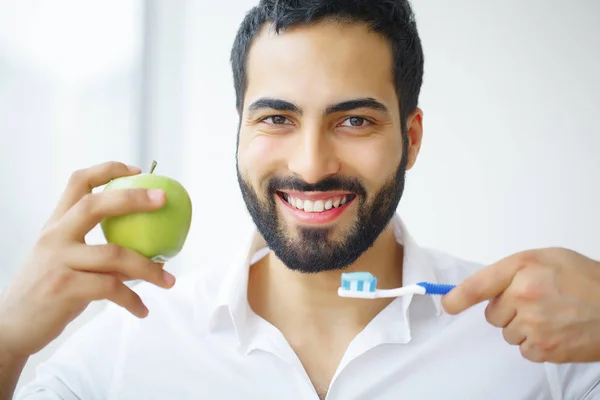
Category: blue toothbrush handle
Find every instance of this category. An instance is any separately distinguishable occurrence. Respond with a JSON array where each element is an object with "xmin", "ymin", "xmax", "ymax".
[{"xmin": 416, "ymin": 282, "xmax": 456, "ymax": 295}]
